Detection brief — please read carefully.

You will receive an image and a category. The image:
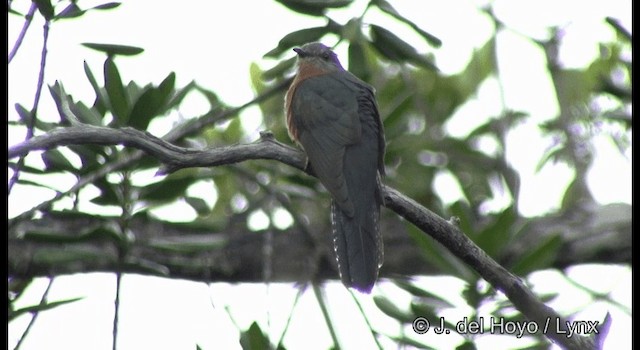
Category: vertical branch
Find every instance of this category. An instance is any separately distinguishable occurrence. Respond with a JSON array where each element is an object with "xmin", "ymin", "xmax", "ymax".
[
  {"xmin": 8, "ymin": 2, "xmax": 37, "ymax": 63},
  {"xmin": 9, "ymin": 18, "xmax": 51, "ymax": 193},
  {"xmin": 541, "ymin": 31, "xmax": 595, "ymax": 203},
  {"xmin": 349, "ymin": 291, "xmax": 383, "ymax": 350},
  {"xmin": 113, "ymin": 170, "xmax": 133, "ymax": 350},
  {"xmin": 112, "ymin": 272, "xmax": 122, "ymax": 350},
  {"xmin": 312, "ymin": 284, "xmax": 340, "ymax": 348},
  {"xmin": 483, "ymin": 5, "xmax": 521, "ymax": 211},
  {"xmin": 275, "ymin": 286, "xmax": 305, "ymax": 347}
]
